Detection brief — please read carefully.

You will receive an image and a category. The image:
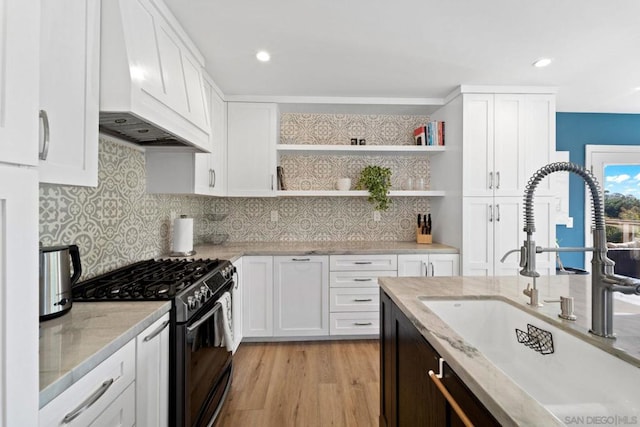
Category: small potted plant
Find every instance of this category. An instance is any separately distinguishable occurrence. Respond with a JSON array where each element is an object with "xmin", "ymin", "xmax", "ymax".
[{"xmin": 356, "ymin": 165, "xmax": 392, "ymax": 211}]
